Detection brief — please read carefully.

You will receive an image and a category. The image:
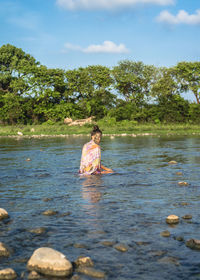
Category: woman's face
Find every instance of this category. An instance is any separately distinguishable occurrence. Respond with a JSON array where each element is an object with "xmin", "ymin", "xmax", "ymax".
[{"xmin": 92, "ymin": 133, "xmax": 102, "ymax": 144}]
